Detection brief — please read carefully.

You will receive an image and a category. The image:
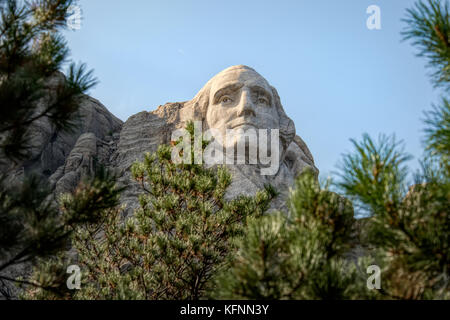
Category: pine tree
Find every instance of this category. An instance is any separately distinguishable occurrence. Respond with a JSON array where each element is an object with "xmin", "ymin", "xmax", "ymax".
[
  {"xmin": 24, "ymin": 122, "xmax": 276, "ymax": 300},
  {"xmin": 16, "ymin": 169, "xmax": 123, "ymax": 299},
  {"xmin": 212, "ymin": 169, "xmax": 372, "ymax": 300},
  {"xmin": 336, "ymin": 0, "xmax": 450, "ymax": 300},
  {"xmin": 0, "ymin": 0, "xmax": 119, "ymax": 299},
  {"xmin": 337, "ymin": 134, "xmax": 449, "ymax": 299},
  {"xmin": 402, "ymin": 0, "xmax": 450, "ymax": 89},
  {"xmin": 424, "ymin": 97, "xmax": 450, "ymax": 170}
]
